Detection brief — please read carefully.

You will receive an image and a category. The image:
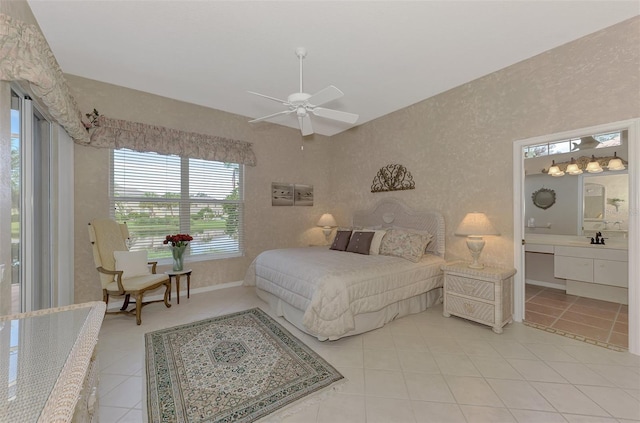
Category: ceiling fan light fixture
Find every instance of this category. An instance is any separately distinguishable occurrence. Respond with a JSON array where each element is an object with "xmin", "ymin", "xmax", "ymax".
[{"xmin": 248, "ymin": 47, "xmax": 359, "ymax": 136}]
